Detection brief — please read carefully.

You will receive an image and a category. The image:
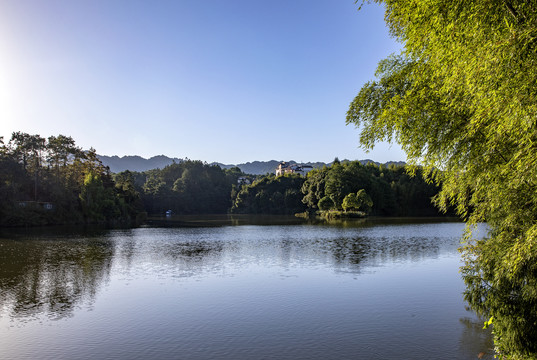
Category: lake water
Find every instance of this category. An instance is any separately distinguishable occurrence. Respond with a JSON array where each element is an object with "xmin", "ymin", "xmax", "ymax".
[{"xmin": 0, "ymin": 217, "xmax": 493, "ymax": 359}]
